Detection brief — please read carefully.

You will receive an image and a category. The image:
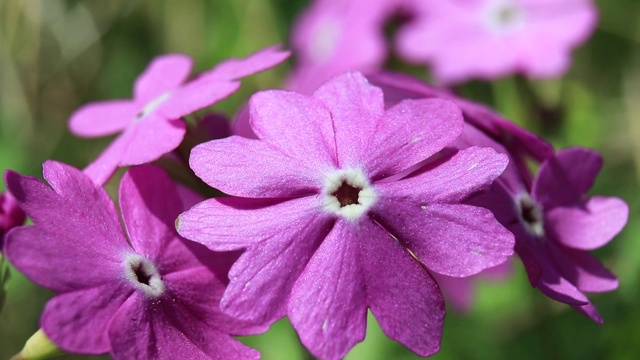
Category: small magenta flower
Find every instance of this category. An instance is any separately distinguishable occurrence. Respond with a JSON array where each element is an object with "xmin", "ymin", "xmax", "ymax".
[
  {"xmin": 69, "ymin": 46, "xmax": 289, "ymax": 185},
  {"xmin": 178, "ymin": 72, "xmax": 514, "ymax": 359},
  {"xmin": 396, "ymin": 0, "xmax": 597, "ymax": 83},
  {"xmin": 1, "ymin": 191, "xmax": 26, "ymax": 248},
  {"xmin": 473, "ymin": 148, "xmax": 627, "ymax": 322},
  {"xmin": 4, "ymin": 163, "xmax": 264, "ymax": 359}
]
